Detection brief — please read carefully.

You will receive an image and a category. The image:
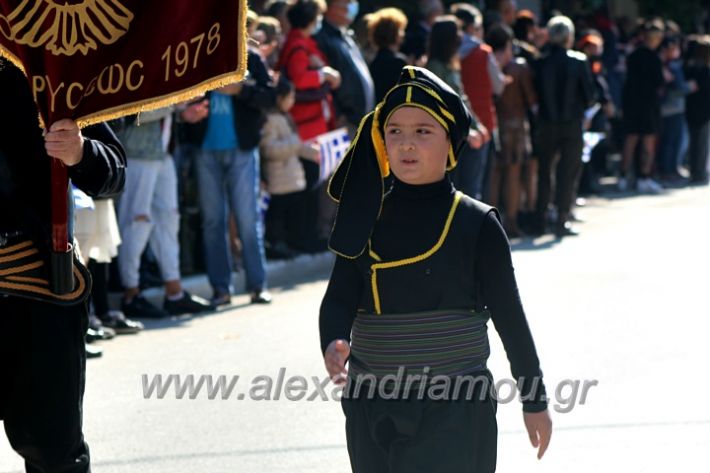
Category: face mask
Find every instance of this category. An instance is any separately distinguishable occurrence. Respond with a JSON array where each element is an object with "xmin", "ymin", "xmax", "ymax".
[
  {"xmin": 312, "ymin": 16, "xmax": 323, "ymax": 34},
  {"xmin": 346, "ymin": 2, "xmax": 359, "ymax": 22}
]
